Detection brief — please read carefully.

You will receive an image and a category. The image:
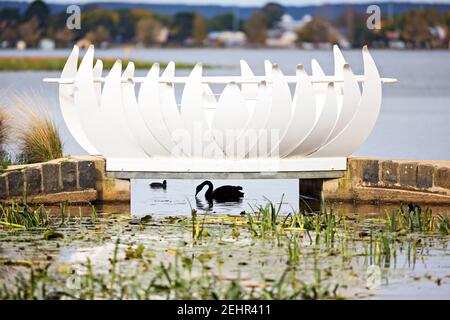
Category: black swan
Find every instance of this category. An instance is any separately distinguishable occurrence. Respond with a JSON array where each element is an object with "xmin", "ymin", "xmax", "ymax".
[
  {"xmin": 195, "ymin": 180, "xmax": 244, "ymax": 202},
  {"xmin": 150, "ymin": 180, "xmax": 167, "ymax": 189},
  {"xmin": 407, "ymin": 203, "xmax": 421, "ymax": 214}
]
